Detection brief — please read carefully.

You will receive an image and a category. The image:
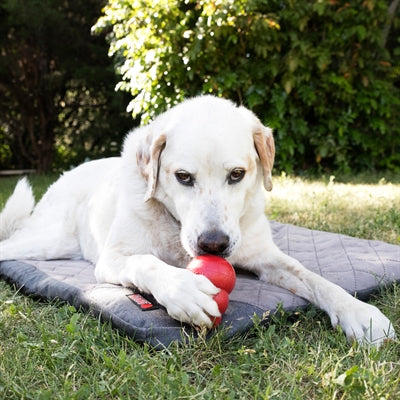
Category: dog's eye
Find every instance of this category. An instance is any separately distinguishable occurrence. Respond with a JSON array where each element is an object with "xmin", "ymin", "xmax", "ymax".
[
  {"xmin": 175, "ymin": 170, "xmax": 194, "ymax": 186},
  {"xmin": 228, "ymin": 168, "xmax": 245, "ymax": 184}
]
